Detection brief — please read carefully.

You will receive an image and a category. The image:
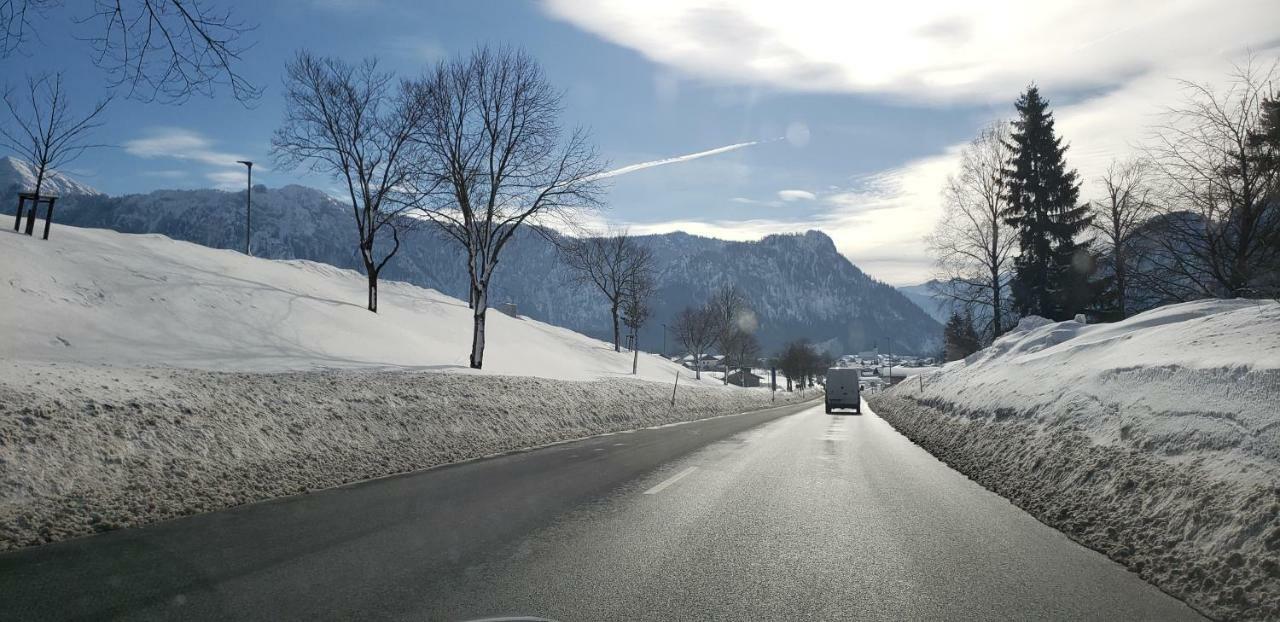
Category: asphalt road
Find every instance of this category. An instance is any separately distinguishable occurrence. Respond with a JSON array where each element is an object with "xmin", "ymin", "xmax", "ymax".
[{"xmin": 0, "ymin": 399, "xmax": 1203, "ymax": 621}]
